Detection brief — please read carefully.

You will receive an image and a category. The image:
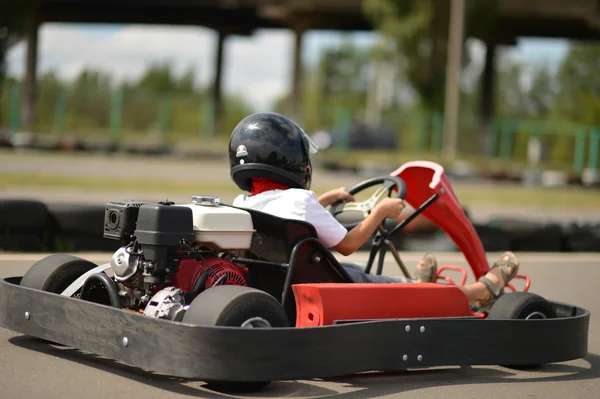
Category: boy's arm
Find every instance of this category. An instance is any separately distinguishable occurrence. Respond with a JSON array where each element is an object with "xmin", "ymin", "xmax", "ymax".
[
  {"xmin": 332, "ymin": 207, "xmax": 386, "ymax": 256},
  {"xmin": 331, "ymin": 197, "xmax": 405, "ymax": 256},
  {"xmin": 318, "ymin": 187, "xmax": 355, "ymax": 207}
]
